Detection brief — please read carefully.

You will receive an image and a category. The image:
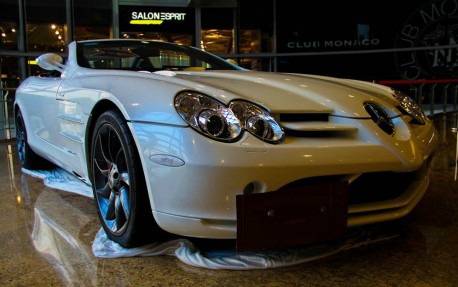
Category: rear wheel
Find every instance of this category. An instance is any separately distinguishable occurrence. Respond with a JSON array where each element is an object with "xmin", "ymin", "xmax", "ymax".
[
  {"xmin": 15, "ymin": 109, "xmax": 41, "ymax": 169},
  {"xmin": 90, "ymin": 110, "xmax": 161, "ymax": 247}
]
